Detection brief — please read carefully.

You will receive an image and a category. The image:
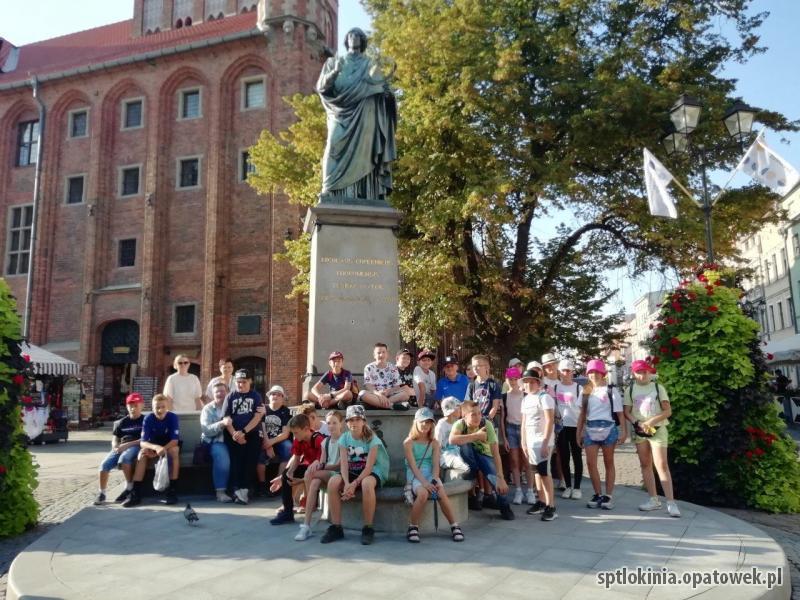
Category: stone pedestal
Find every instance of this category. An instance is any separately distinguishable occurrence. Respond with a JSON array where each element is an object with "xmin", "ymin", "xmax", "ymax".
[{"xmin": 303, "ymin": 203, "xmax": 402, "ymax": 390}]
